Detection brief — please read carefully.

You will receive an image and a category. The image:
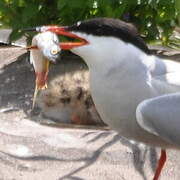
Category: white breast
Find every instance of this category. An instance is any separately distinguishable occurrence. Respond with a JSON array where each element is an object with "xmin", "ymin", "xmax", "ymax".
[{"xmin": 71, "ymin": 34, "xmax": 180, "ymax": 148}]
